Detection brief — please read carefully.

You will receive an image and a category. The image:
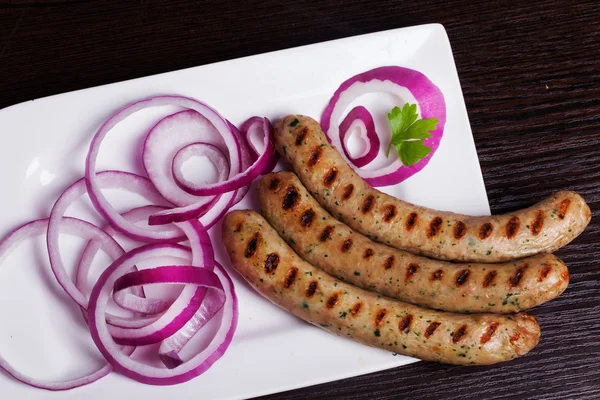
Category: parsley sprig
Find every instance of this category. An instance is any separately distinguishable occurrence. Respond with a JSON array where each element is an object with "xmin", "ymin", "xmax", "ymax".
[{"xmin": 386, "ymin": 103, "xmax": 438, "ymax": 166}]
